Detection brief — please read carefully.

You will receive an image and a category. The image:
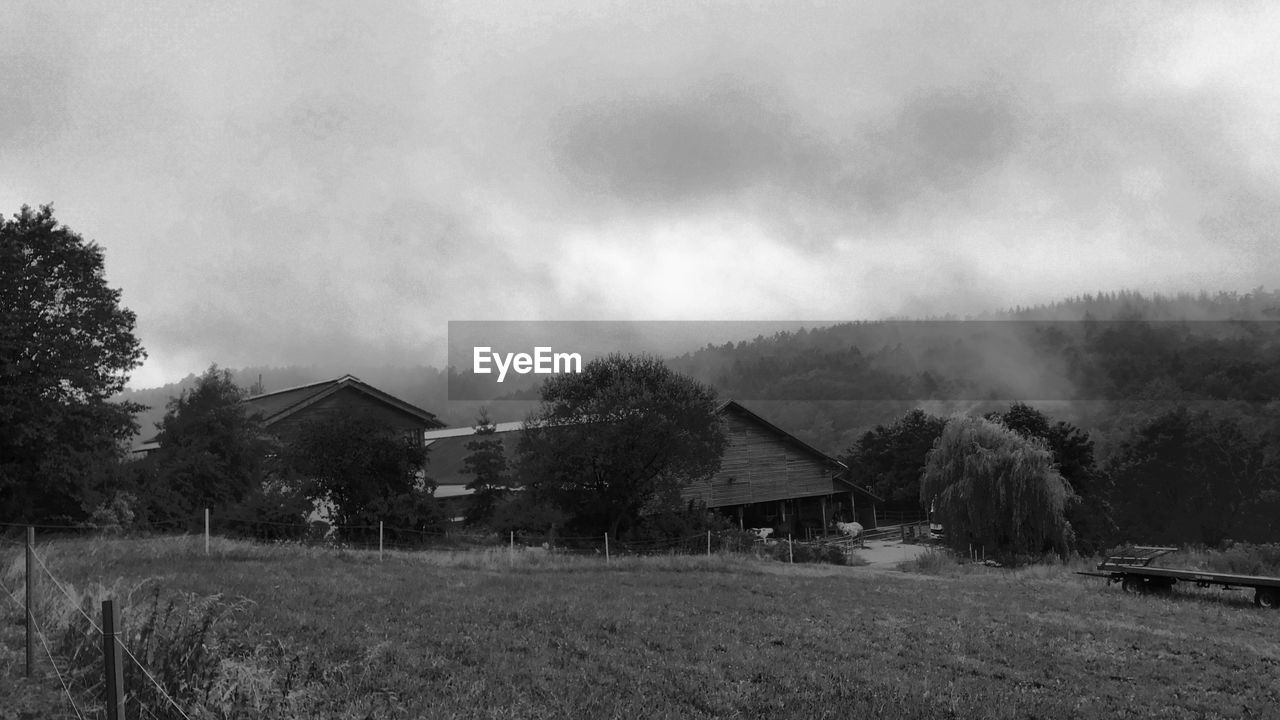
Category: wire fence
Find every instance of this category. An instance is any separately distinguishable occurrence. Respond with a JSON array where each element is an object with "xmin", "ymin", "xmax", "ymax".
[
  {"xmin": 1, "ymin": 515, "xmax": 779, "ymax": 556},
  {"xmin": 1, "ymin": 536, "xmax": 197, "ymax": 719}
]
